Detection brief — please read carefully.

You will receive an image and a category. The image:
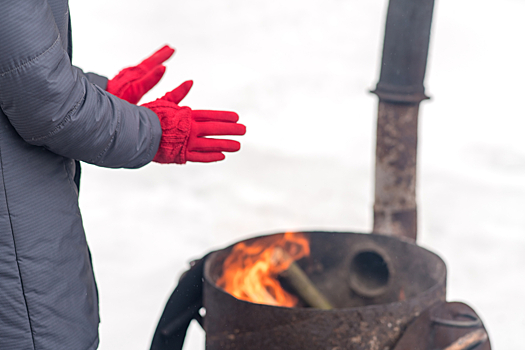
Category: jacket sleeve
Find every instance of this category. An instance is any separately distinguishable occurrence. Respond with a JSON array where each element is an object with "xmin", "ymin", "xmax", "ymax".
[
  {"xmin": 0, "ymin": 0, "xmax": 161, "ymax": 169},
  {"xmin": 73, "ymin": 67, "xmax": 109, "ymax": 91}
]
